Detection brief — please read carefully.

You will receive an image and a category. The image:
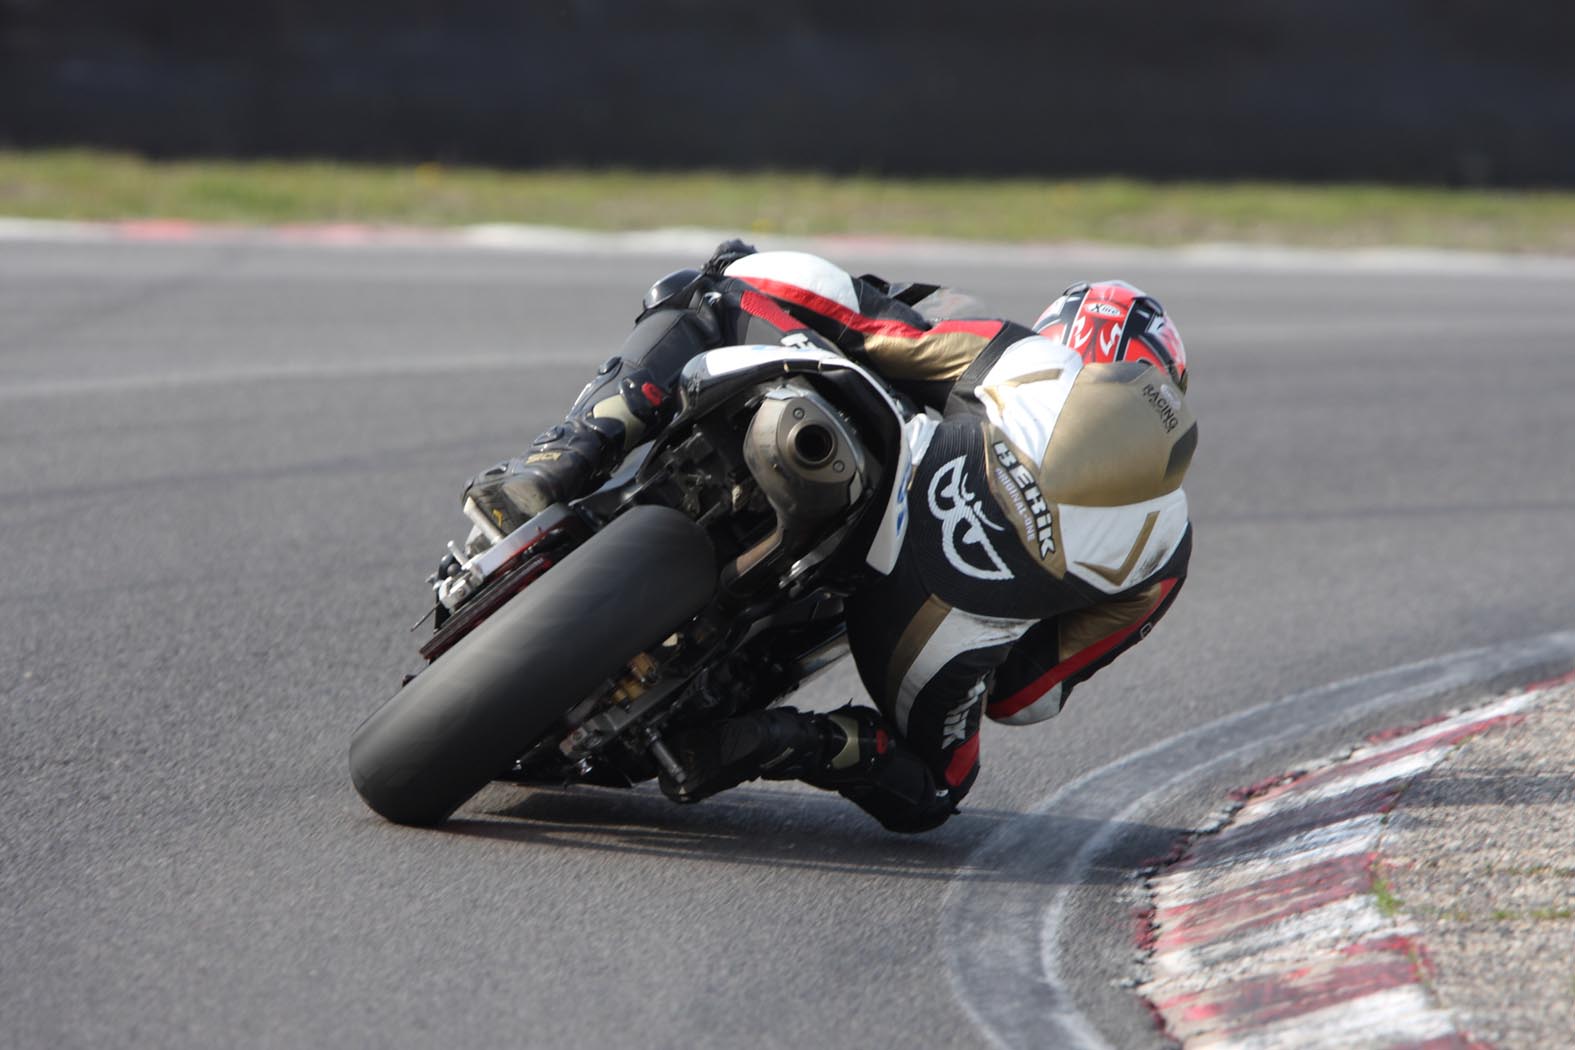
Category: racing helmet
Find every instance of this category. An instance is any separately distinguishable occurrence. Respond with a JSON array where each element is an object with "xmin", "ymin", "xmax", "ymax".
[{"xmin": 1033, "ymin": 280, "xmax": 1188, "ymax": 392}]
